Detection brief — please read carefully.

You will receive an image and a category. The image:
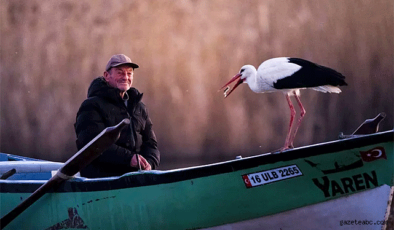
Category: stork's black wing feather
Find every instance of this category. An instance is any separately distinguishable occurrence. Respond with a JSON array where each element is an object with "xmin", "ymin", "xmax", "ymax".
[{"xmin": 273, "ymin": 58, "xmax": 347, "ymax": 89}]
